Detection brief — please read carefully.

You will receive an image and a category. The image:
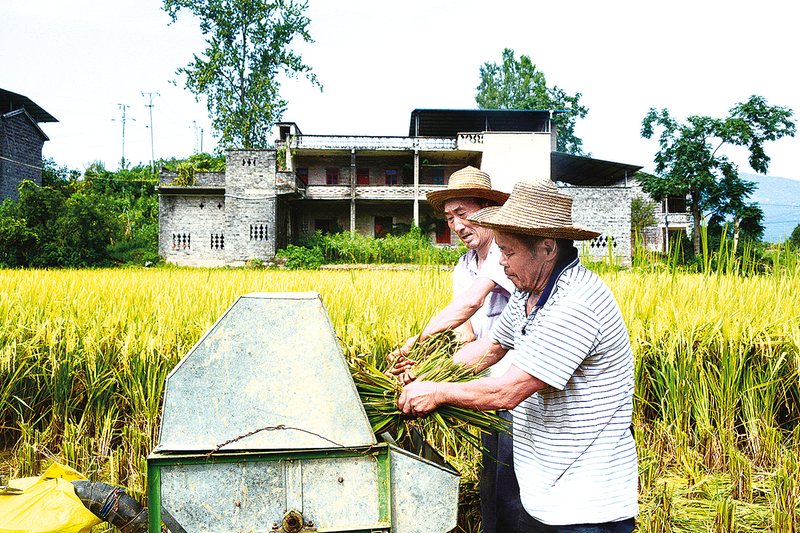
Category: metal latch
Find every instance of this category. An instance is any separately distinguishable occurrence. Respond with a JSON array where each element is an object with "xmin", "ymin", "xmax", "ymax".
[{"xmin": 271, "ymin": 509, "xmax": 317, "ymax": 532}]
